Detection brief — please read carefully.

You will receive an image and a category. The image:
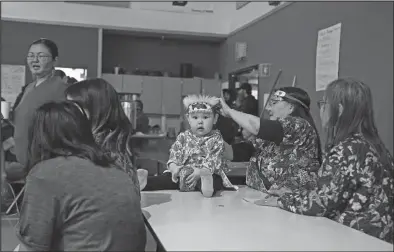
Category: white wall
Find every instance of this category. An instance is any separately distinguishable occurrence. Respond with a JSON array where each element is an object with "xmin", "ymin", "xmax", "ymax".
[
  {"xmin": 230, "ymin": 2, "xmax": 282, "ymax": 32},
  {"xmin": 1, "ymin": 2, "xmax": 225, "ymax": 36},
  {"xmin": 1, "ymin": 2, "xmax": 283, "ymax": 36}
]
